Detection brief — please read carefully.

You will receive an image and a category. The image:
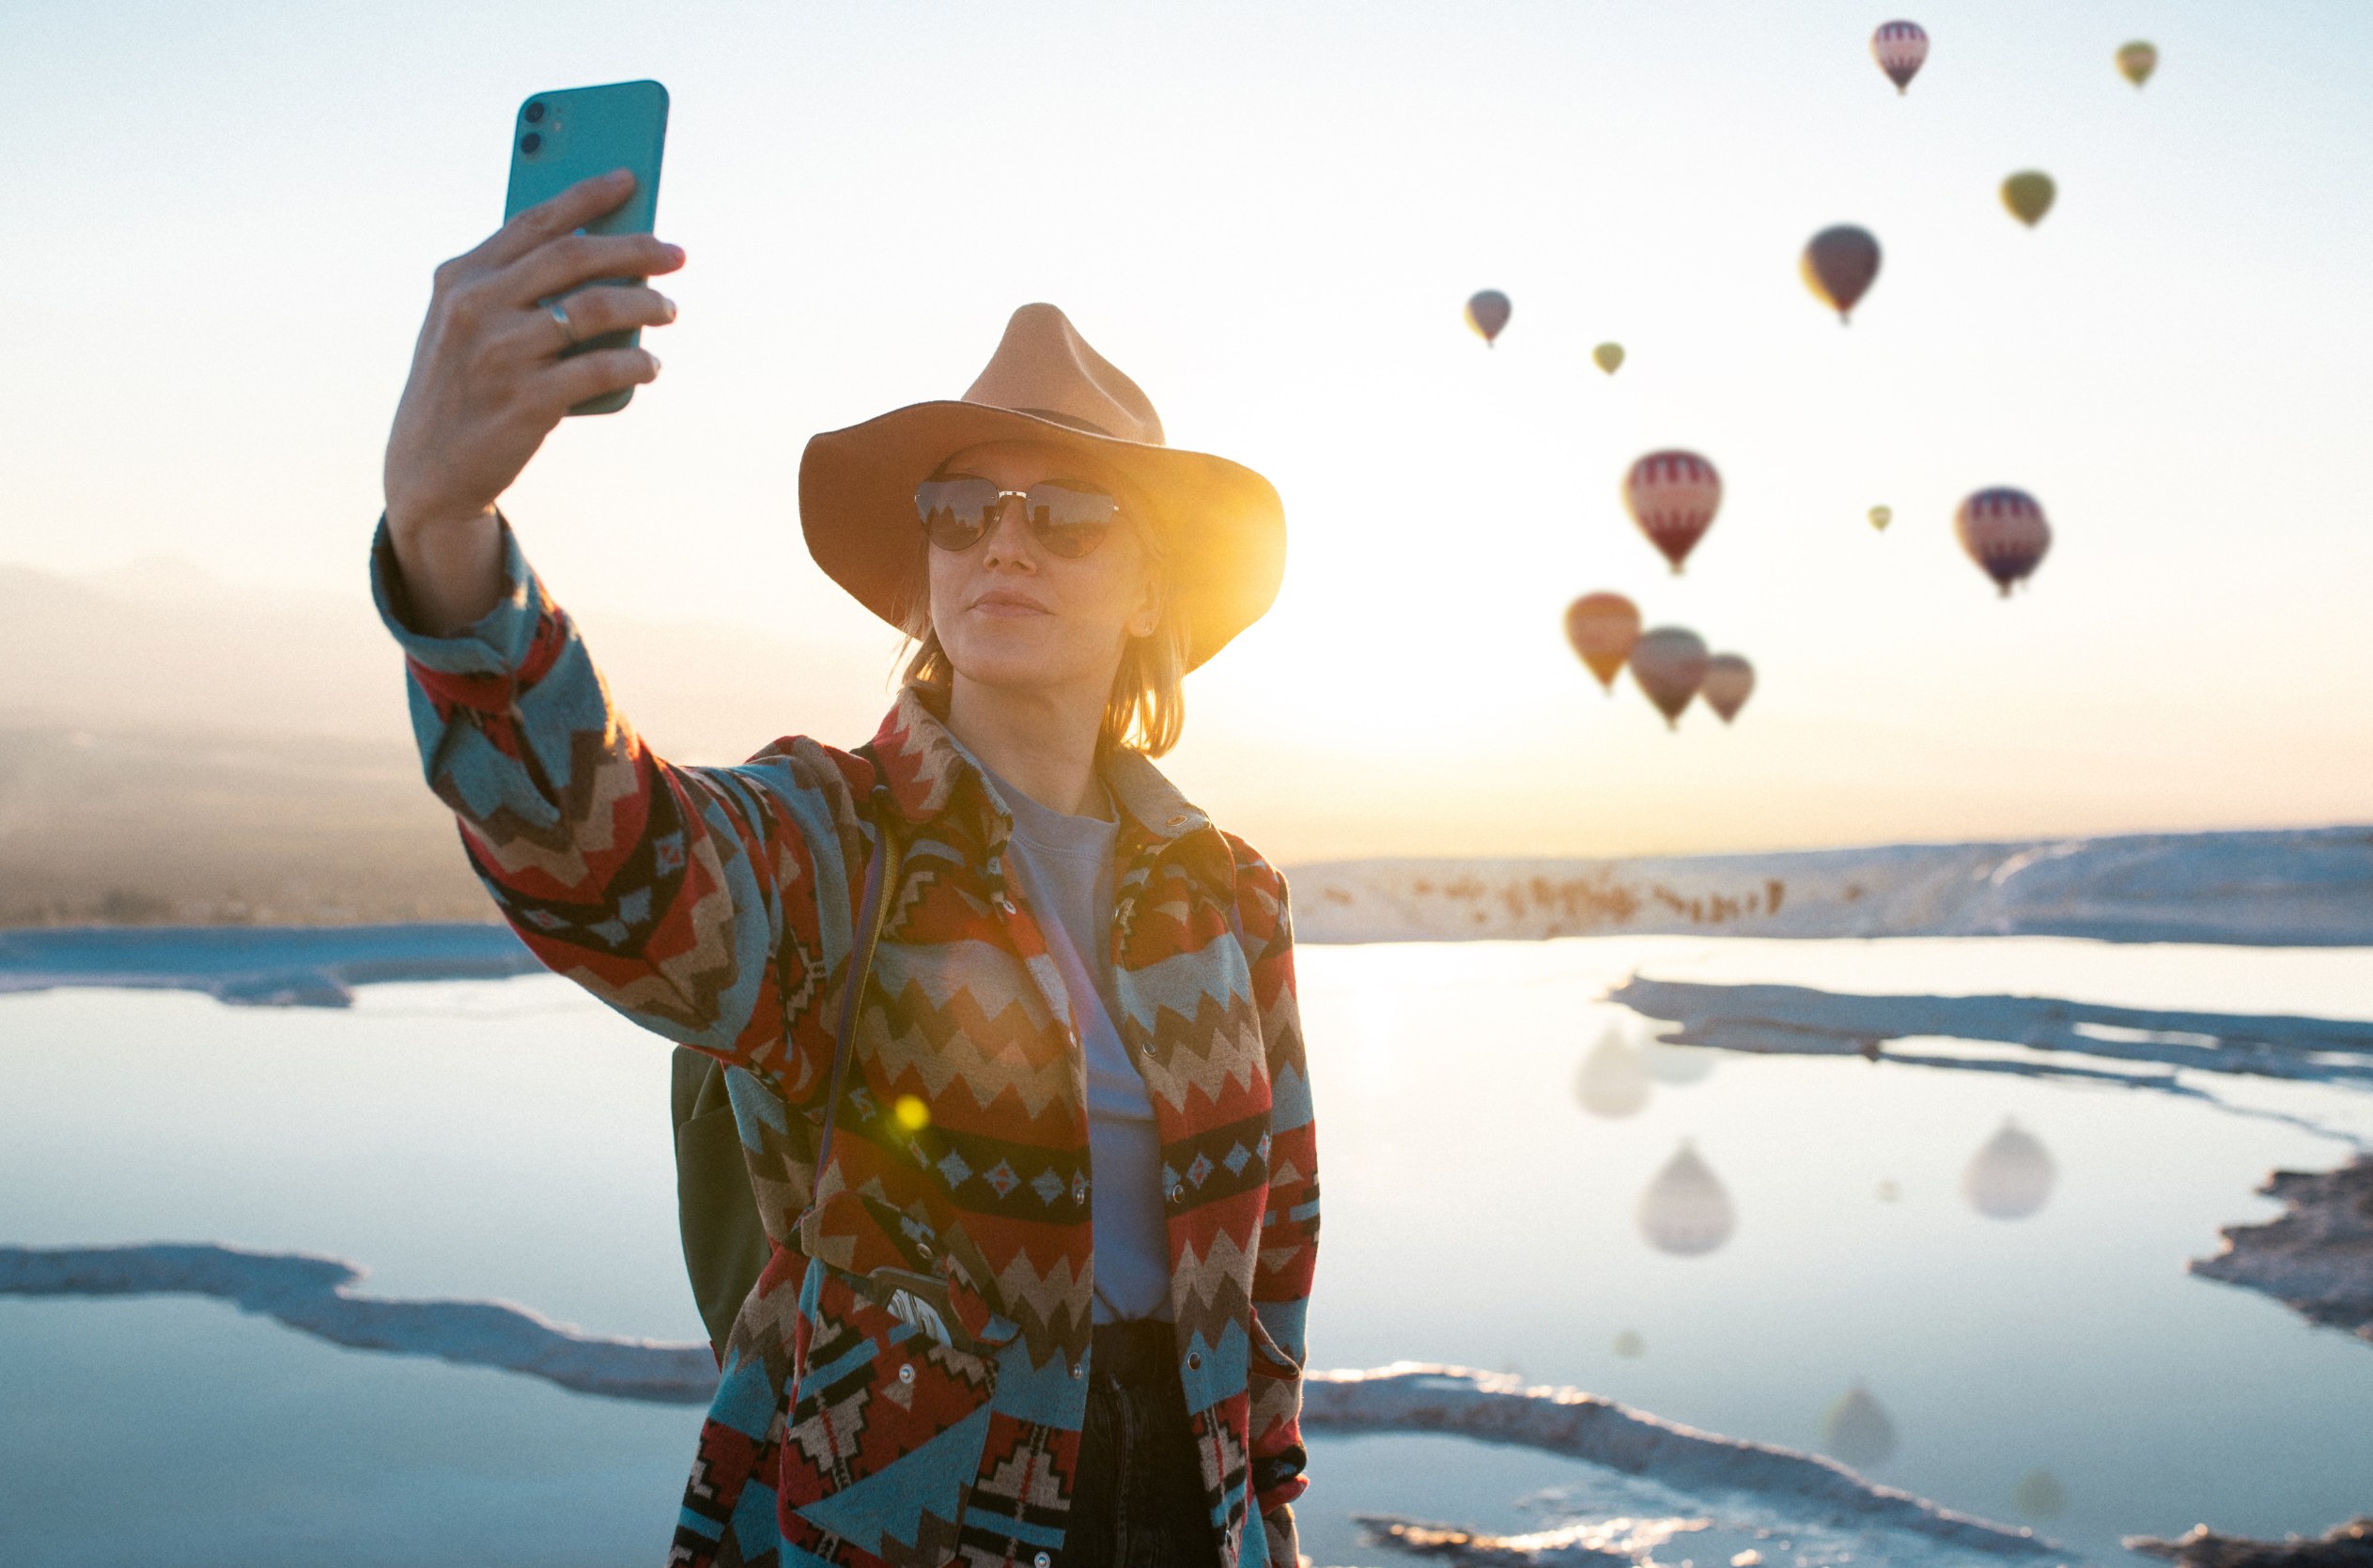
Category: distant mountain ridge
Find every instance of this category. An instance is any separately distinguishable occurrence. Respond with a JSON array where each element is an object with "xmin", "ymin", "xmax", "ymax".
[{"xmin": 1291, "ymin": 827, "xmax": 2373, "ymax": 947}]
